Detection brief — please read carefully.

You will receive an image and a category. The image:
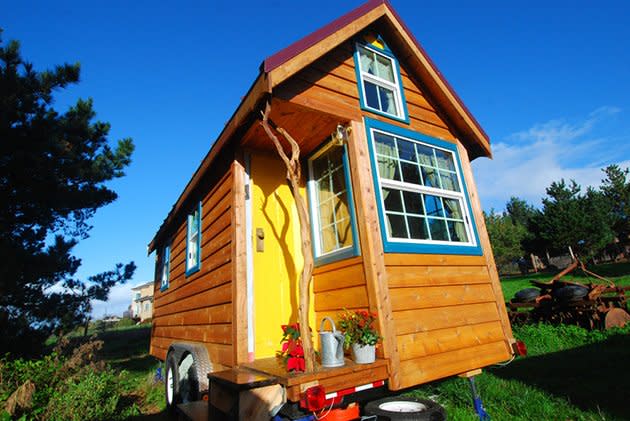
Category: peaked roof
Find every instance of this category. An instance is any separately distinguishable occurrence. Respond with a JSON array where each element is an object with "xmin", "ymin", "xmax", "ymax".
[{"xmin": 148, "ymin": 0, "xmax": 491, "ymax": 252}]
